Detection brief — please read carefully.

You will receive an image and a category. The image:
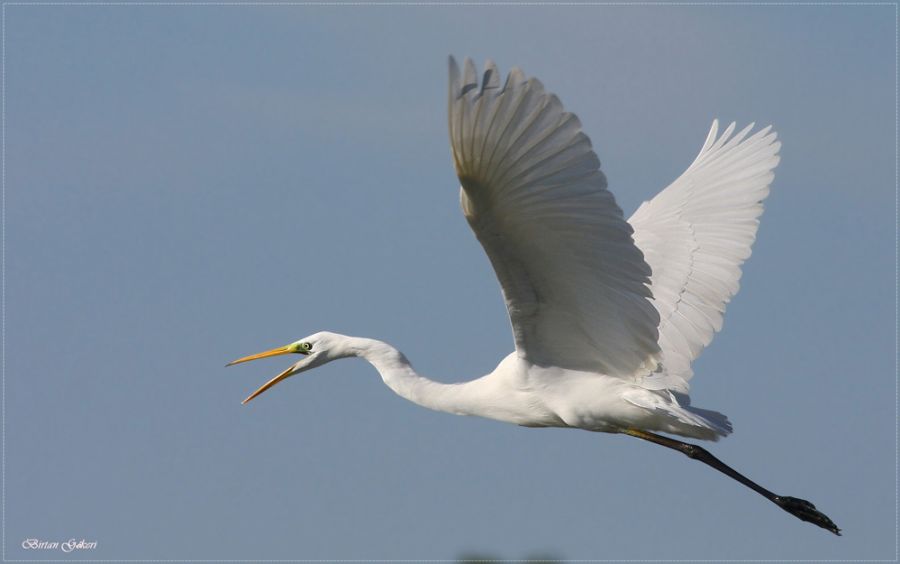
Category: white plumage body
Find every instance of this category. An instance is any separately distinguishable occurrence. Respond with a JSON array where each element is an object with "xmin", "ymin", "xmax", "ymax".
[{"xmin": 377, "ymin": 347, "xmax": 731, "ymax": 439}]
